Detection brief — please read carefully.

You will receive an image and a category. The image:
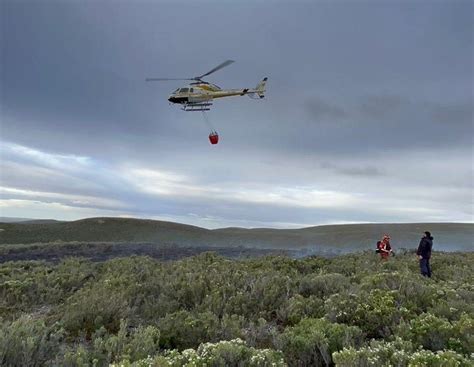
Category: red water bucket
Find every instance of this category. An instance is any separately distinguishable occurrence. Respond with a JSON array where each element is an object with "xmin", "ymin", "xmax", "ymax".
[{"xmin": 209, "ymin": 132, "xmax": 219, "ymax": 145}]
